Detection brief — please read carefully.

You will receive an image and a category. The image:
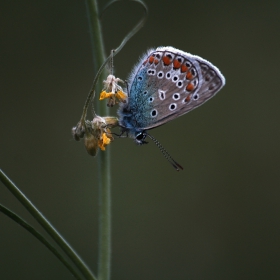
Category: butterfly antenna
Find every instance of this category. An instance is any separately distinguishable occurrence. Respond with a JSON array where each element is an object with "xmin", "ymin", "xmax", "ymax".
[{"xmin": 146, "ymin": 133, "xmax": 183, "ymax": 171}]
